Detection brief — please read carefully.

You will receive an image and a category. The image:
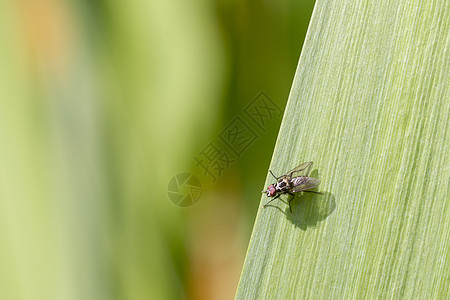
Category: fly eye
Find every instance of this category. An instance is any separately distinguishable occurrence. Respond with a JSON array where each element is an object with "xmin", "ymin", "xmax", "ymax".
[{"xmin": 269, "ymin": 188, "xmax": 276, "ymax": 197}]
